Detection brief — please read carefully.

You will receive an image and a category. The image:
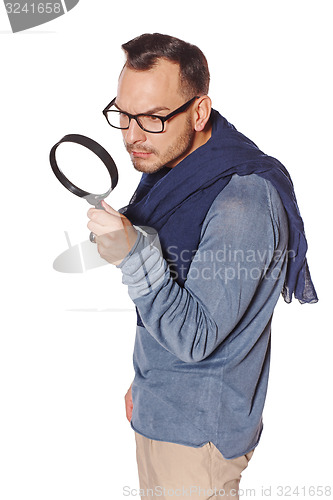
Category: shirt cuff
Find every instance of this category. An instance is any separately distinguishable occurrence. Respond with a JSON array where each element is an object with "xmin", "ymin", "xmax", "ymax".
[{"xmin": 117, "ymin": 226, "xmax": 169, "ymax": 300}]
